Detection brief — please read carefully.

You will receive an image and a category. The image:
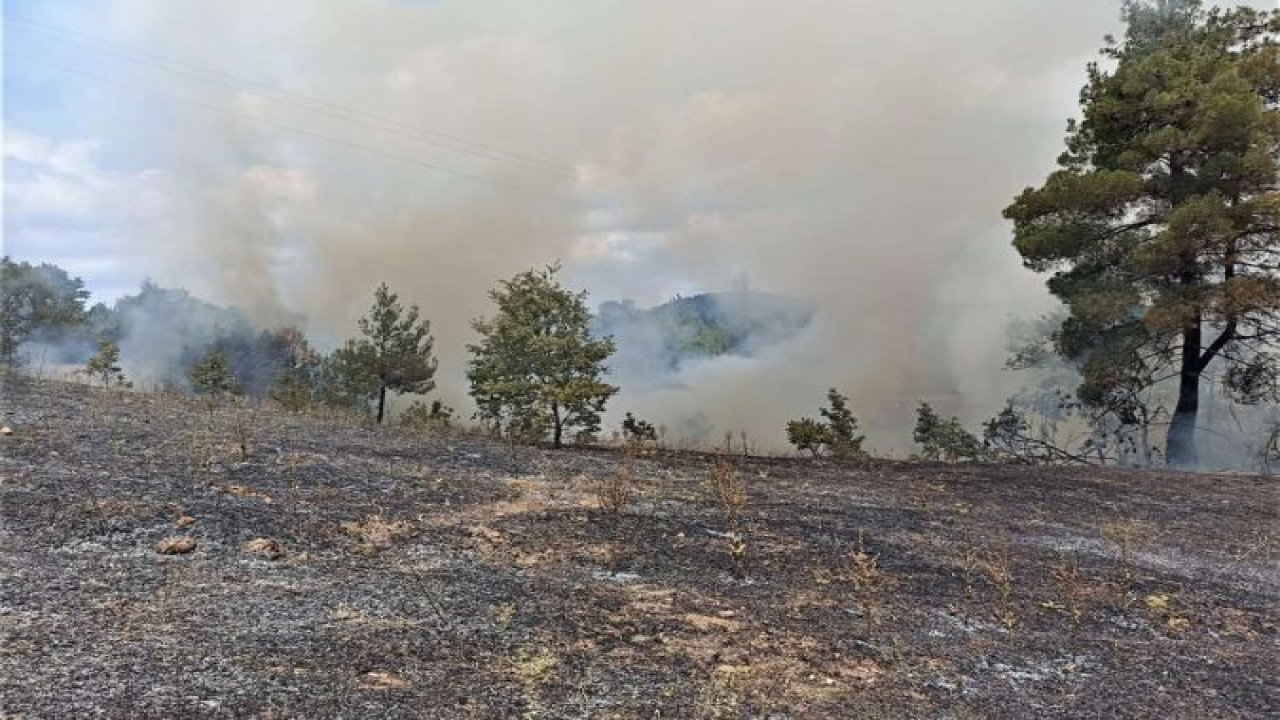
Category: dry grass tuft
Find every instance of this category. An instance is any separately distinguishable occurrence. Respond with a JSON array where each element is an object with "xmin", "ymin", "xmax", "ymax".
[
  {"xmin": 244, "ymin": 537, "xmax": 286, "ymax": 560},
  {"xmin": 155, "ymin": 536, "xmax": 197, "ymax": 555},
  {"xmin": 340, "ymin": 514, "xmax": 414, "ymax": 554}
]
